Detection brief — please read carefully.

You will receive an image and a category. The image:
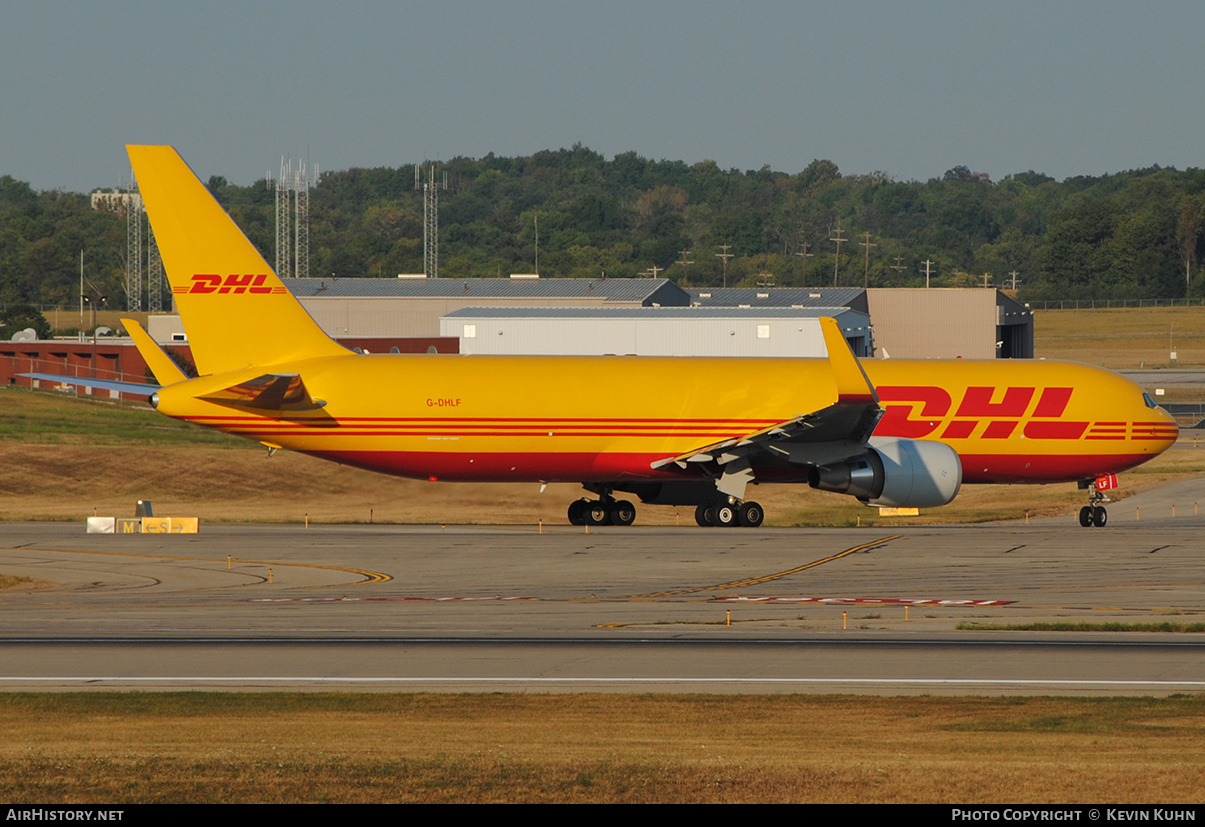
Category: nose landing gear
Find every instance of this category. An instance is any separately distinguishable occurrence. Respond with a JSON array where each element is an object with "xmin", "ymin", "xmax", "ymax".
[{"xmin": 1077, "ymin": 489, "xmax": 1109, "ymax": 528}]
